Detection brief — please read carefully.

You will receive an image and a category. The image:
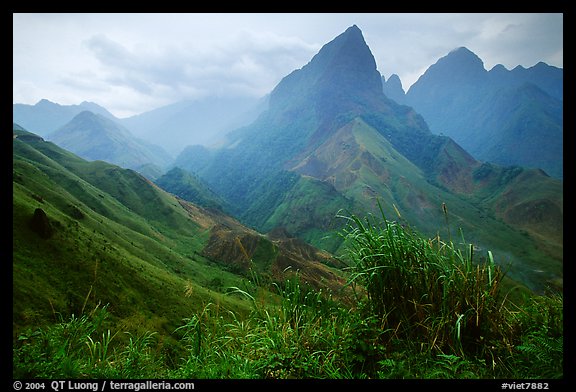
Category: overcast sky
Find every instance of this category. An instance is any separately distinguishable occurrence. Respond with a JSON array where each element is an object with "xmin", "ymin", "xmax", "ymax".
[{"xmin": 13, "ymin": 13, "xmax": 563, "ymax": 118}]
